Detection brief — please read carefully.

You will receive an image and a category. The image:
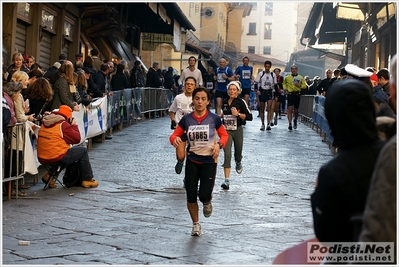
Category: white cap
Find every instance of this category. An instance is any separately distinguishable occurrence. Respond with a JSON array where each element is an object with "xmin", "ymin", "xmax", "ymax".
[{"xmin": 344, "ymin": 64, "xmax": 372, "ymax": 78}]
